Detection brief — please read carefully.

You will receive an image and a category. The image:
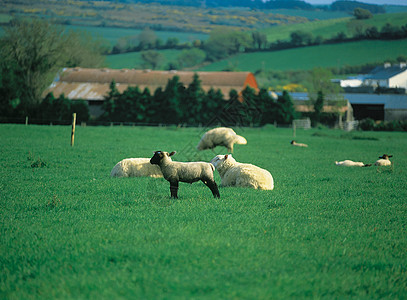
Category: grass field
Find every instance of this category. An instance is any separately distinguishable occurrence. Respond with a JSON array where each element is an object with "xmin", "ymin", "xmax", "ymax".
[
  {"xmin": 197, "ymin": 39, "xmax": 407, "ymax": 73},
  {"xmin": 261, "ymin": 12, "xmax": 407, "ymax": 44},
  {"xmin": 1, "ymin": 124, "xmax": 406, "ymax": 298}
]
